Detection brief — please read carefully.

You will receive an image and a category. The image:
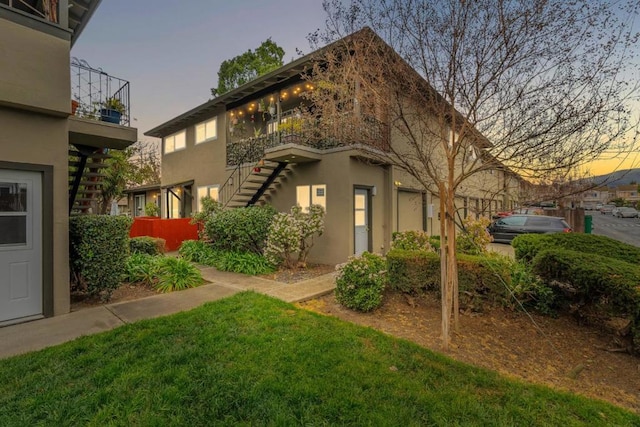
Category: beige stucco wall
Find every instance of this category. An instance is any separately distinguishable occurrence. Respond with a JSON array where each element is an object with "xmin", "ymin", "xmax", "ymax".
[
  {"xmin": 0, "ymin": 19, "xmax": 70, "ymax": 116},
  {"xmin": 0, "ymin": 107, "xmax": 70, "ymax": 316}
]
